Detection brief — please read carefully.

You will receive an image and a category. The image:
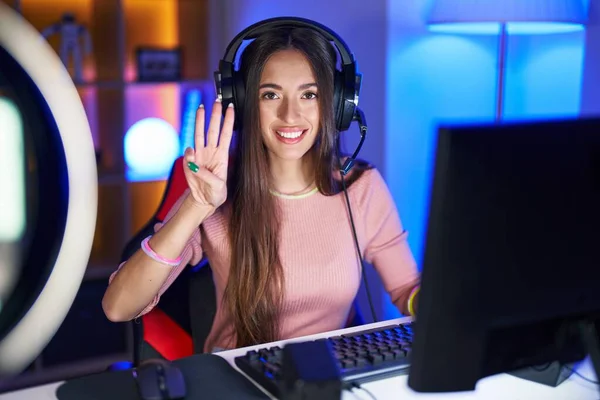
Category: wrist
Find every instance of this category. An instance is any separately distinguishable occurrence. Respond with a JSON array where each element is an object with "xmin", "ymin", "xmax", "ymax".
[
  {"xmin": 407, "ymin": 285, "xmax": 420, "ymax": 316},
  {"xmin": 181, "ymin": 194, "xmax": 216, "ymax": 223}
]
